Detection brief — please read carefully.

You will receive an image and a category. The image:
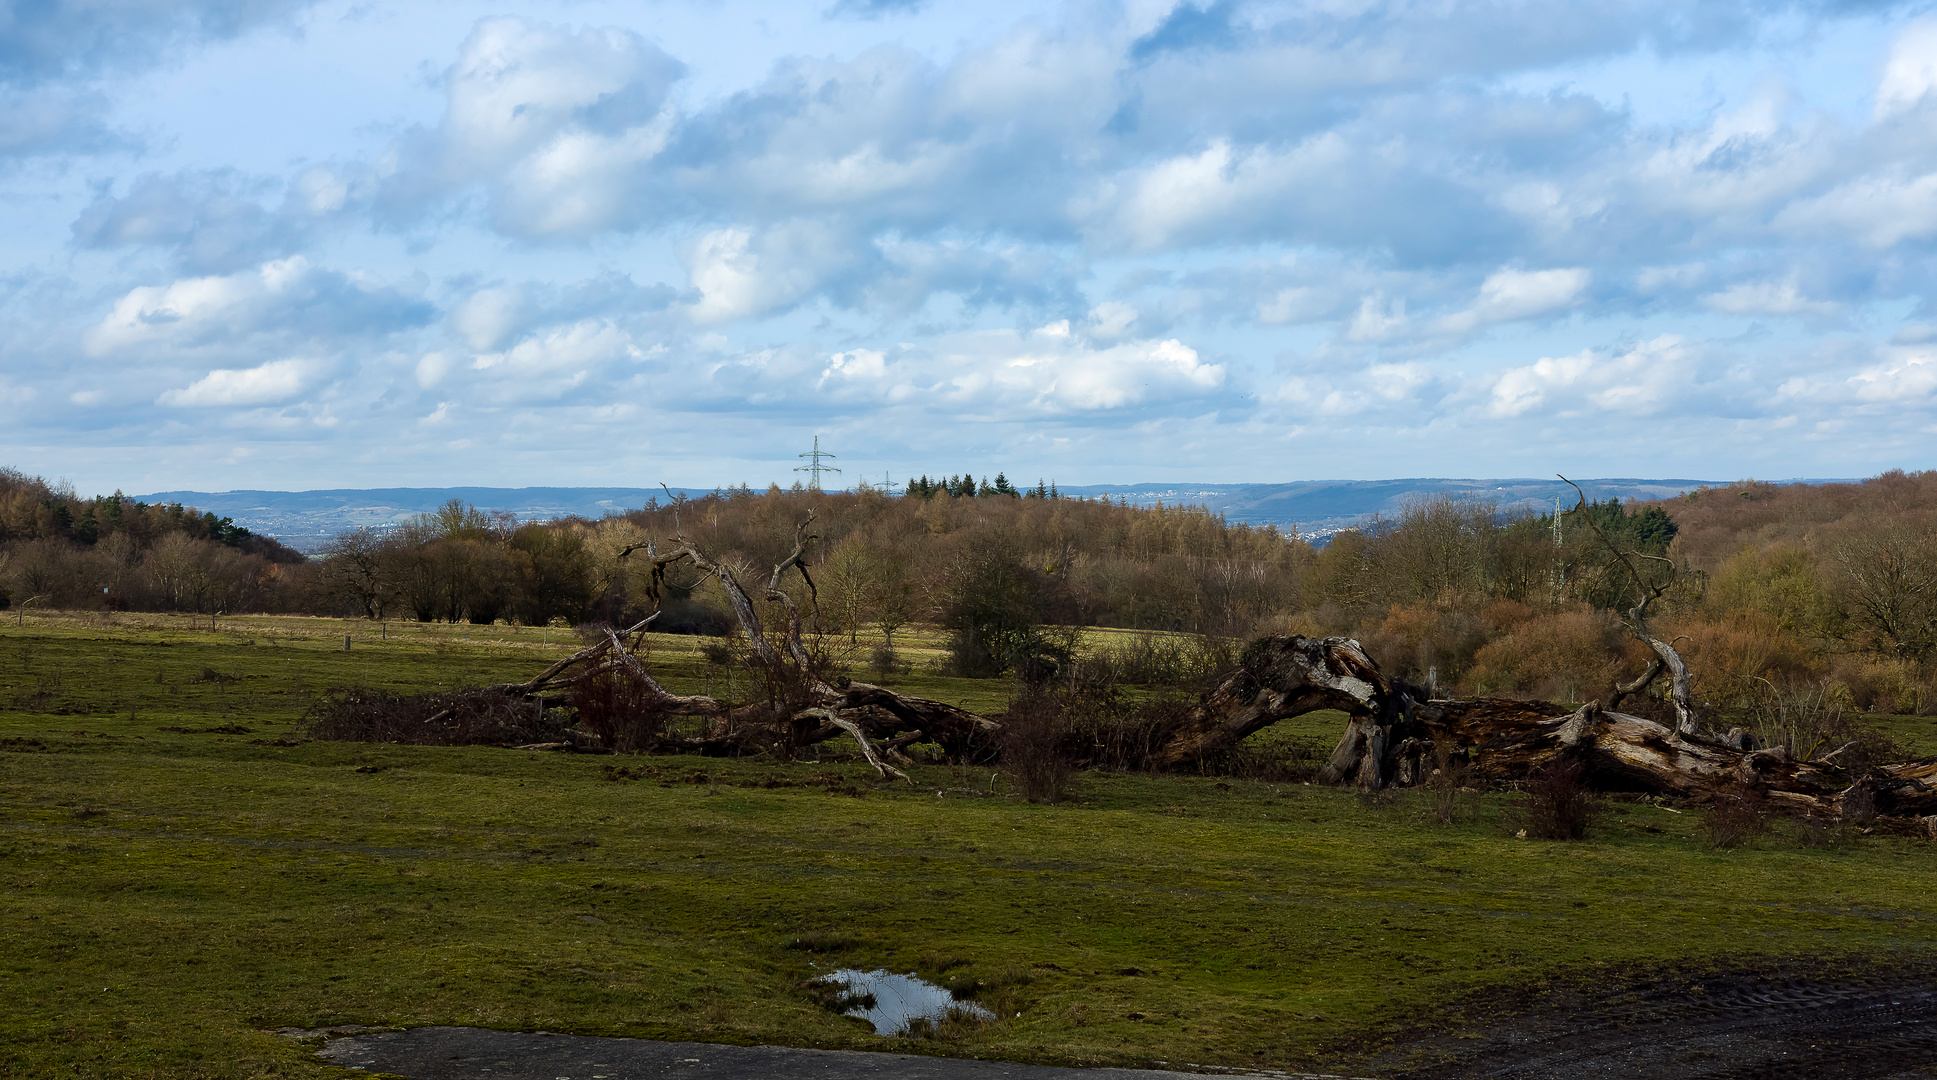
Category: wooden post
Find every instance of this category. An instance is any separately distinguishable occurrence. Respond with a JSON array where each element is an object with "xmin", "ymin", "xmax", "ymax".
[{"xmin": 343, "ymin": 635, "xmax": 351, "ymax": 651}]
